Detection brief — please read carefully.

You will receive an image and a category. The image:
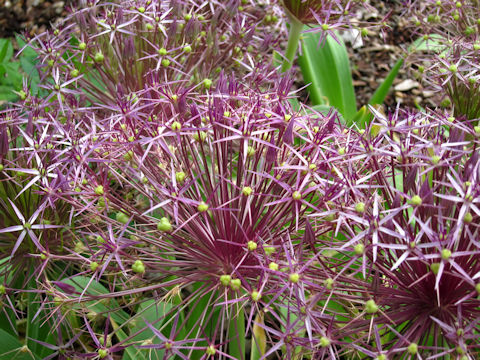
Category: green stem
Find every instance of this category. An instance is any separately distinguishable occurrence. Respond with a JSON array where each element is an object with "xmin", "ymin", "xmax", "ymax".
[{"xmin": 281, "ymin": 17, "xmax": 303, "ymax": 72}]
